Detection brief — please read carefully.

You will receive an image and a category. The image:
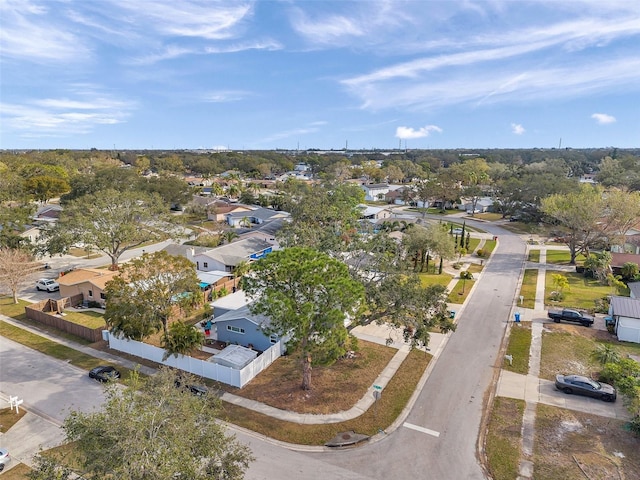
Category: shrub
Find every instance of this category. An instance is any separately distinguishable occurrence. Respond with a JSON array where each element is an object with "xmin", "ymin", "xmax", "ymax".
[
  {"xmin": 593, "ymin": 296, "xmax": 610, "ymax": 314},
  {"xmin": 460, "ymin": 271, "xmax": 473, "ymax": 280},
  {"xmin": 452, "ymin": 262, "xmax": 462, "ymax": 270},
  {"xmin": 87, "ymin": 300, "xmax": 102, "ymax": 308},
  {"xmin": 549, "ymin": 290, "xmax": 564, "ymax": 302},
  {"xmin": 476, "ymin": 249, "xmax": 485, "ymax": 258}
]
